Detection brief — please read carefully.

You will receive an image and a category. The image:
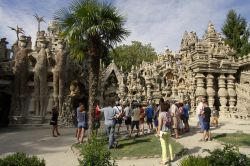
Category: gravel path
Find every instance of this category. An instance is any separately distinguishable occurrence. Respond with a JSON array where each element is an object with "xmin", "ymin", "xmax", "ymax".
[{"xmin": 0, "ymin": 117, "xmax": 249, "ymax": 166}]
